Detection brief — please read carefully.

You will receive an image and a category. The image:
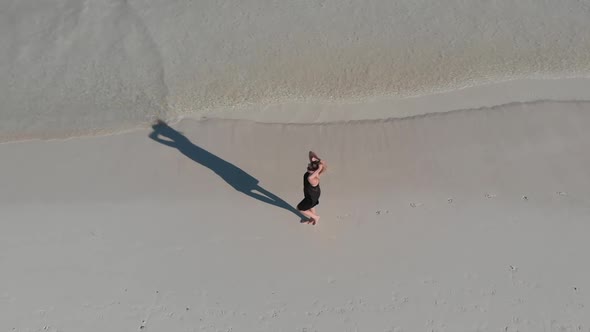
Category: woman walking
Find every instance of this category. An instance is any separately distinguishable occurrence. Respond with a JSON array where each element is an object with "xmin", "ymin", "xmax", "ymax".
[{"xmin": 298, "ymin": 151, "xmax": 327, "ymax": 225}]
